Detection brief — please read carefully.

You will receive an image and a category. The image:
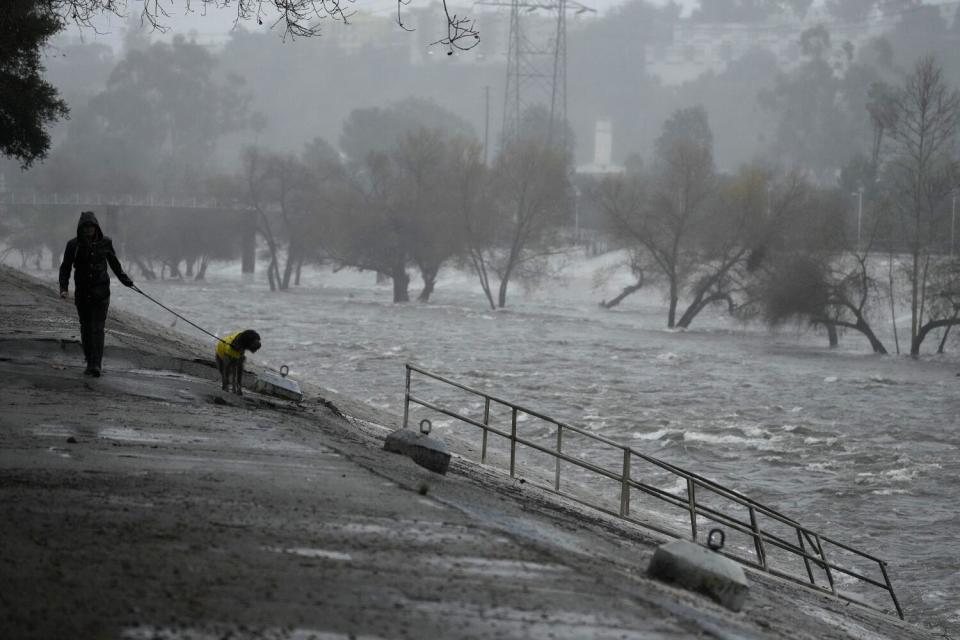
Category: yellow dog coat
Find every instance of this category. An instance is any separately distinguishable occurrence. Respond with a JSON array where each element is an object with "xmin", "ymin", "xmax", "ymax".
[{"xmin": 216, "ymin": 331, "xmax": 244, "ymax": 361}]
